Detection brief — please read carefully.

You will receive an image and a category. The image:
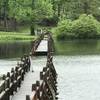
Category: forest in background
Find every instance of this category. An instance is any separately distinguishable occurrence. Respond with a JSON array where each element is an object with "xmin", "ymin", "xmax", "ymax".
[{"xmin": 0, "ymin": 0, "xmax": 100, "ymax": 37}]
